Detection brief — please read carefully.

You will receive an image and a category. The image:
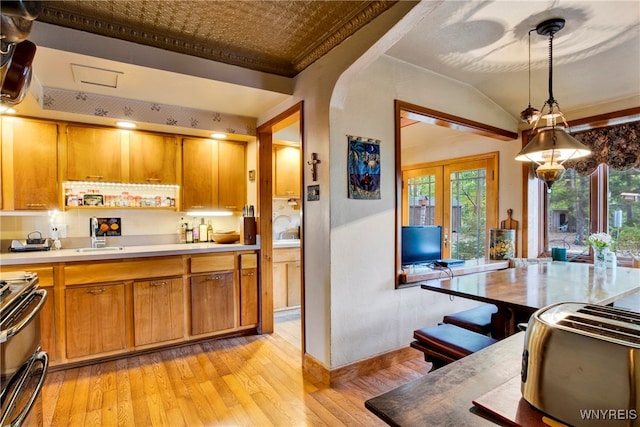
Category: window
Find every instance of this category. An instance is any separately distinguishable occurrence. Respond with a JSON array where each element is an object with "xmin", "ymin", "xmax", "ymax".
[
  {"xmin": 395, "ymin": 100, "xmax": 516, "ymax": 287},
  {"xmin": 535, "ymin": 112, "xmax": 640, "ymax": 265},
  {"xmin": 402, "ymin": 155, "xmax": 498, "ymax": 261}
]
